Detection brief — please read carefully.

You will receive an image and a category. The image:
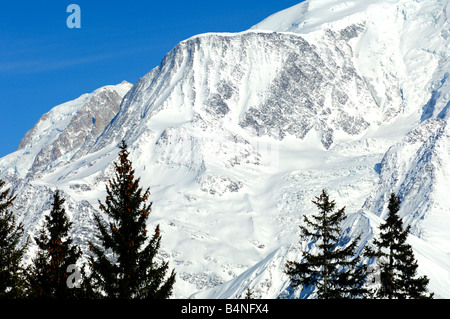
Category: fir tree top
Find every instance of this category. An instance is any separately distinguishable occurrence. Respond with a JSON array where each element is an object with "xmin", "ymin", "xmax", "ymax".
[
  {"xmin": 286, "ymin": 189, "xmax": 368, "ymax": 299},
  {"xmin": 28, "ymin": 189, "xmax": 81, "ymax": 299},
  {"xmin": 89, "ymin": 139, "xmax": 175, "ymax": 299},
  {"xmin": 0, "ymin": 178, "xmax": 28, "ymax": 298},
  {"xmin": 365, "ymin": 192, "xmax": 433, "ymax": 299}
]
